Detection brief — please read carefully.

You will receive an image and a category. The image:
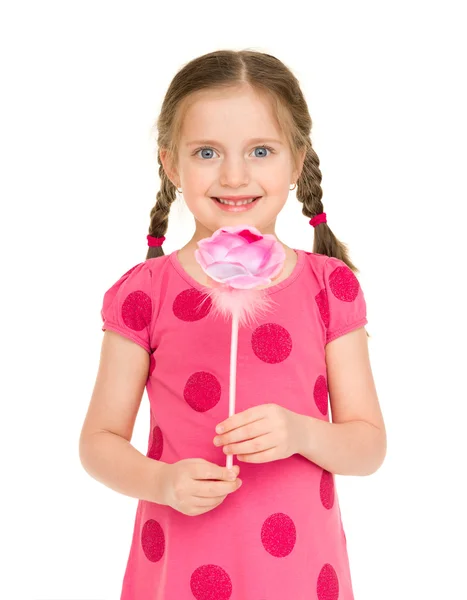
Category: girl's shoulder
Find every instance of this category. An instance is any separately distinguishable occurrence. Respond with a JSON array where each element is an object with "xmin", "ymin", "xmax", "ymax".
[
  {"xmin": 301, "ymin": 251, "xmax": 368, "ymax": 345},
  {"xmin": 99, "ymin": 254, "xmax": 172, "ymax": 353},
  {"xmin": 299, "ymin": 250, "xmax": 337, "ymax": 287},
  {"xmin": 301, "ymin": 250, "xmax": 357, "ymax": 283},
  {"xmin": 101, "ymin": 254, "xmax": 171, "ymax": 306}
]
